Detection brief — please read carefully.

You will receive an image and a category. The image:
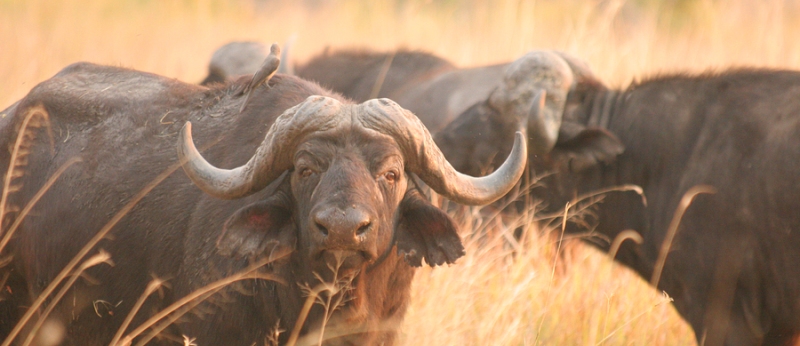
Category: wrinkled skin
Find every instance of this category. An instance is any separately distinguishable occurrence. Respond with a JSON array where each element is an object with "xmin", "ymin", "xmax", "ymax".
[
  {"xmin": 0, "ymin": 63, "xmax": 497, "ymax": 345},
  {"xmin": 436, "ymin": 65, "xmax": 800, "ymax": 346}
]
